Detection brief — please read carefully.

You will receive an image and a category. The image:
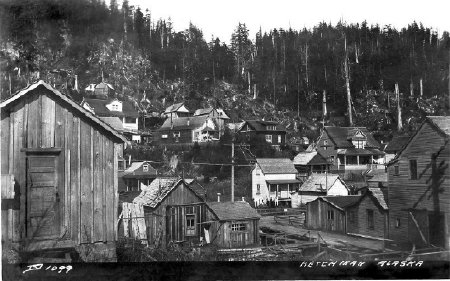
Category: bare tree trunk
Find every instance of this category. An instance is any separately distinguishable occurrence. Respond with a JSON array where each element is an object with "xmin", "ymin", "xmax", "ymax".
[
  {"xmin": 305, "ymin": 43, "xmax": 309, "ymax": 90},
  {"xmin": 248, "ymin": 71, "xmax": 251, "ymax": 95},
  {"xmin": 410, "ymin": 79, "xmax": 414, "ymax": 96},
  {"xmin": 396, "ymin": 83, "xmax": 402, "ymax": 131},
  {"xmin": 272, "ymin": 71, "xmax": 276, "ymax": 105},
  {"xmin": 344, "ymin": 36, "xmax": 353, "ymax": 126},
  {"xmin": 297, "ymin": 69, "xmax": 300, "ymax": 117},
  {"xmin": 212, "ymin": 60, "xmax": 216, "ymax": 85}
]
